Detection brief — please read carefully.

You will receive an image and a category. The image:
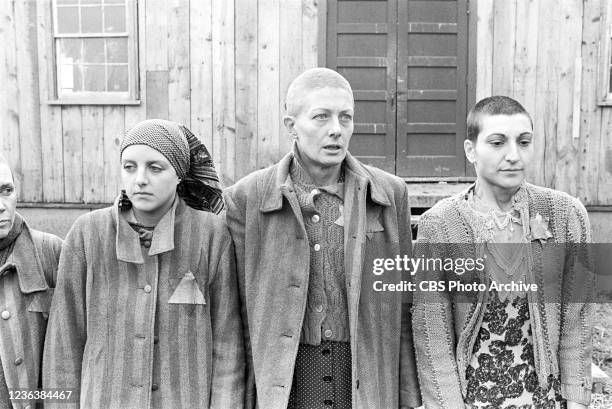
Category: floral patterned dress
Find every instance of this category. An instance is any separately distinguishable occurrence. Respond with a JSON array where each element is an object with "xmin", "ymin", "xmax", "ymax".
[{"xmin": 464, "ymin": 188, "xmax": 563, "ymax": 409}]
